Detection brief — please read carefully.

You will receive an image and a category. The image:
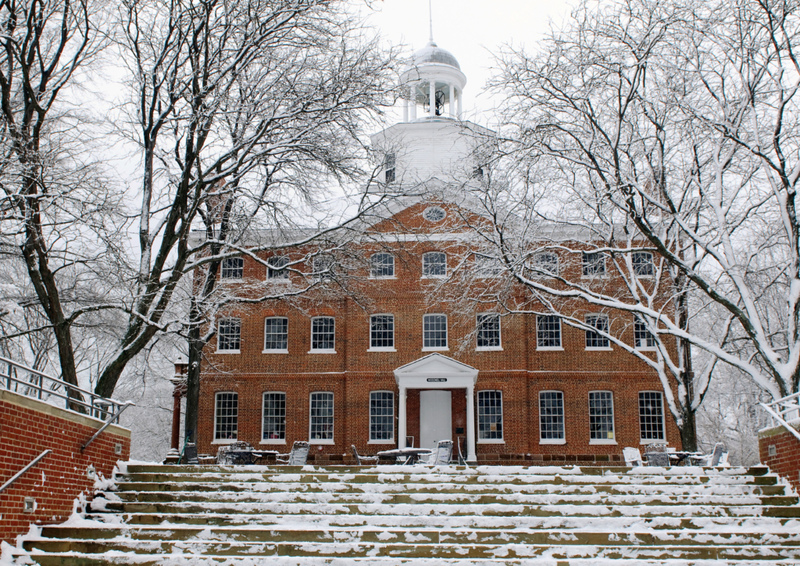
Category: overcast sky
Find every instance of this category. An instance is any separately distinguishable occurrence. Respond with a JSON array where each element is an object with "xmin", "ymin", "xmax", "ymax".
[{"xmin": 362, "ymin": 0, "xmax": 577, "ymax": 120}]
